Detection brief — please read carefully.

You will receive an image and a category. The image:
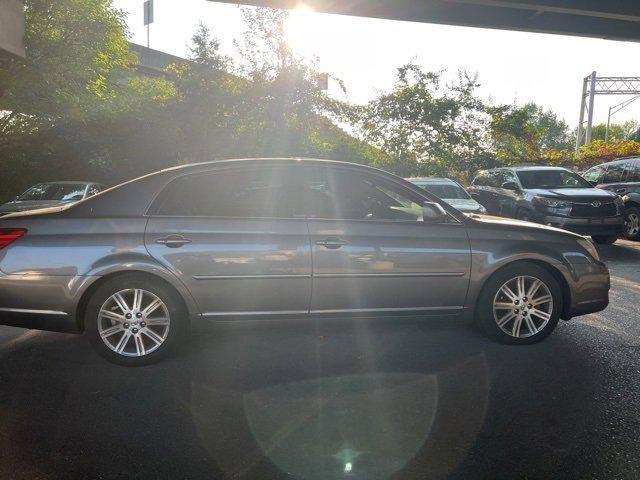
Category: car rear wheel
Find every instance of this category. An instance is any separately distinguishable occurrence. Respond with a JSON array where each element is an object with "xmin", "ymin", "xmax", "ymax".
[
  {"xmin": 625, "ymin": 207, "xmax": 640, "ymax": 240},
  {"xmin": 477, "ymin": 263, "xmax": 562, "ymax": 344},
  {"xmin": 85, "ymin": 274, "xmax": 186, "ymax": 366},
  {"xmin": 592, "ymin": 235, "xmax": 618, "ymax": 245}
]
